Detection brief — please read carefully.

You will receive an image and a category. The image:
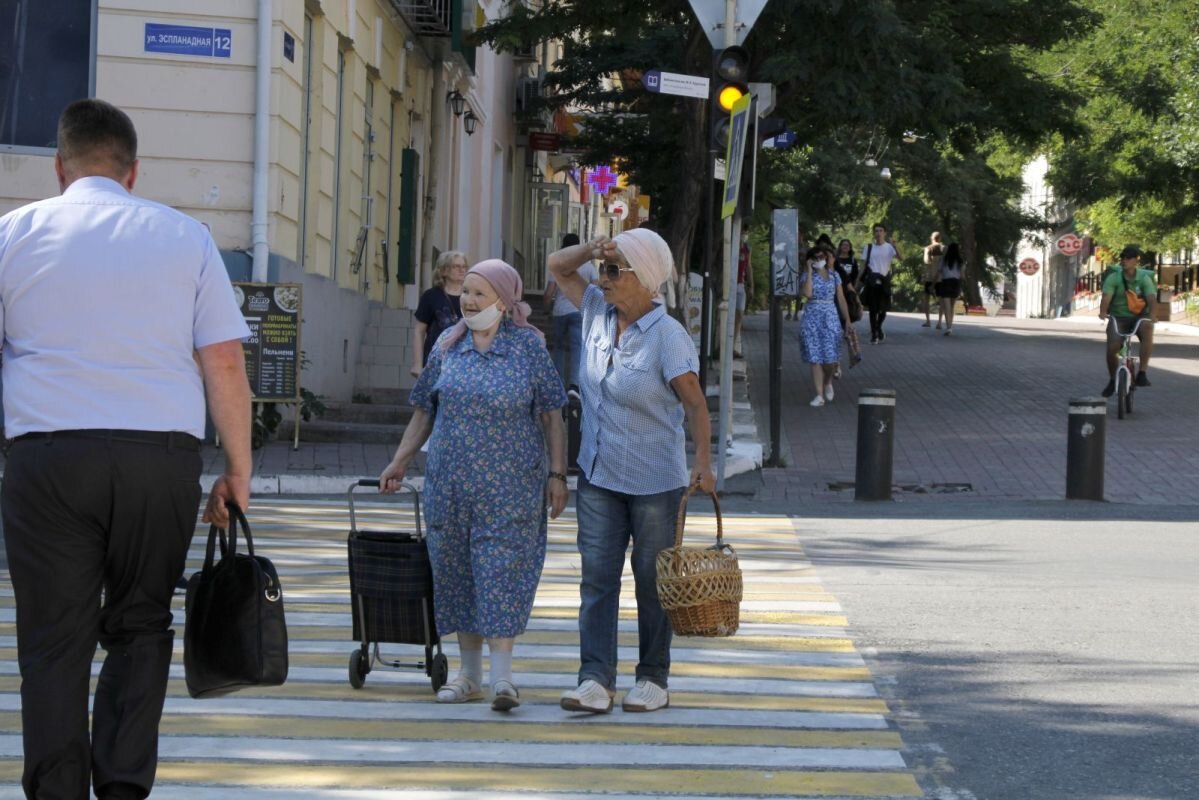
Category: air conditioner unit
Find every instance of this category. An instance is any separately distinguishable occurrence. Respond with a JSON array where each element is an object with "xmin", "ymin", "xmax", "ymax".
[
  {"xmin": 516, "ymin": 75, "xmax": 544, "ymax": 115},
  {"xmin": 513, "ymin": 43, "xmax": 537, "ymax": 62}
]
